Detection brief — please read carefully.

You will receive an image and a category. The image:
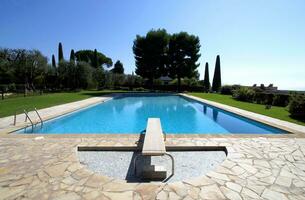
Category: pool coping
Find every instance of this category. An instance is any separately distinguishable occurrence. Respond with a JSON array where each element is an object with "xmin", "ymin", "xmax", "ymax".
[{"xmin": 0, "ymin": 92, "xmax": 304, "ymax": 136}]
